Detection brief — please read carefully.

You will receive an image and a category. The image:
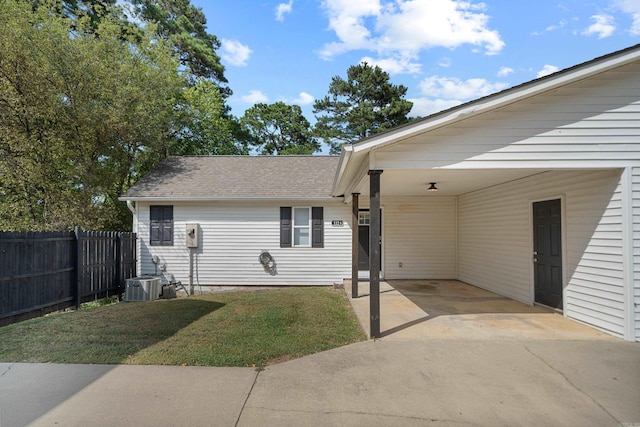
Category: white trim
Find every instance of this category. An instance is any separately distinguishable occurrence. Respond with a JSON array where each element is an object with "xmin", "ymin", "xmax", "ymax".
[
  {"xmin": 292, "ymin": 206, "xmax": 312, "ymax": 248},
  {"xmin": 120, "ymin": 196, "xmax": 338, "ymax": 202},
  {"xmin": 455, "ymin": 196, "xmax": 459, "ymax": 280},
  {"xmin": 529, "ymin": 195, "xmax": 567, "ymax": 311},
  {"xmin": 621, "ymin": 167, "xmax": 635, "ymax": 340}
]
